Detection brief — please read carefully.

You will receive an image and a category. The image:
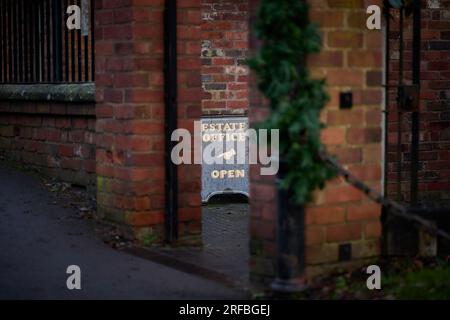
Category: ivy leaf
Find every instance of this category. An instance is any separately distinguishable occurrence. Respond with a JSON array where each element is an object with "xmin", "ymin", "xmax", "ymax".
[
  {"xmin": 389, "ymin": 0, "xmax": 404, "ymax": 8},
  {"xmin": 248, "ymin": 0, "xmax": 336, "ymax": 205}
]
